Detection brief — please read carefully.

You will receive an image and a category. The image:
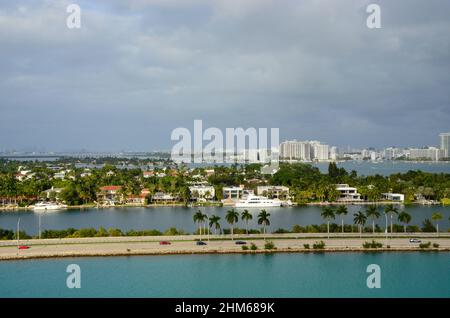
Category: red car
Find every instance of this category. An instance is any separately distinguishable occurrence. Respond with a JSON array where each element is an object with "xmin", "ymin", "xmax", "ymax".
[
  {"xmin": 159, "ymin": 241, "xmax": 171, "ymax": 245},
  {"xmin": 18, "ymin": 245, "xmax": 30, "ymax": 250}
]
